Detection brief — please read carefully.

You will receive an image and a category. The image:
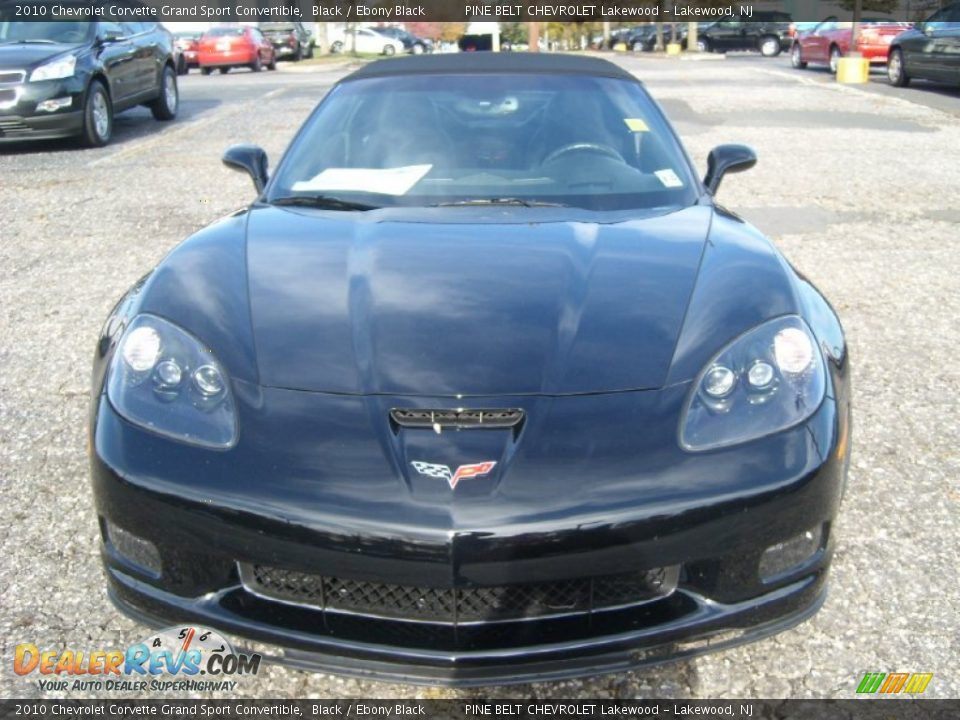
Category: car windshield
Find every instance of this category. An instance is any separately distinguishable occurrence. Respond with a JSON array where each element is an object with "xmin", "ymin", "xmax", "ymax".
[
  {"xmin": 269, "ymin": 73, "xmax": 699, "ymax": 212},
  {"xmin": 0, "ymin": 20, "xmax": 92, "ymax": 44},
  {"xmin": 259, "ymin": 23, "xmax": 295, "ymax": 31}
]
